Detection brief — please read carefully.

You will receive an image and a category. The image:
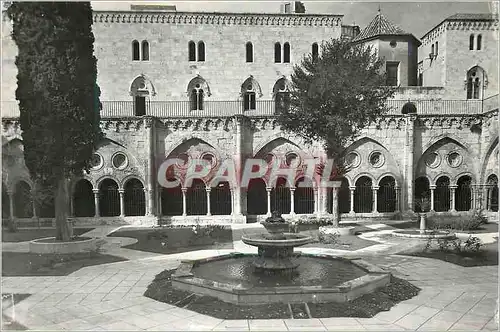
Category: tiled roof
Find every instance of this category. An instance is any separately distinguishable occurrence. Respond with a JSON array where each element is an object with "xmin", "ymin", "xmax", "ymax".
[
  {"xmin": 446, "ymin": 13, "xmax": 499, "ymax": 21},
  {"xmin": 352, "ymin": 11, "xmax": 411, "ymax": 42}
]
